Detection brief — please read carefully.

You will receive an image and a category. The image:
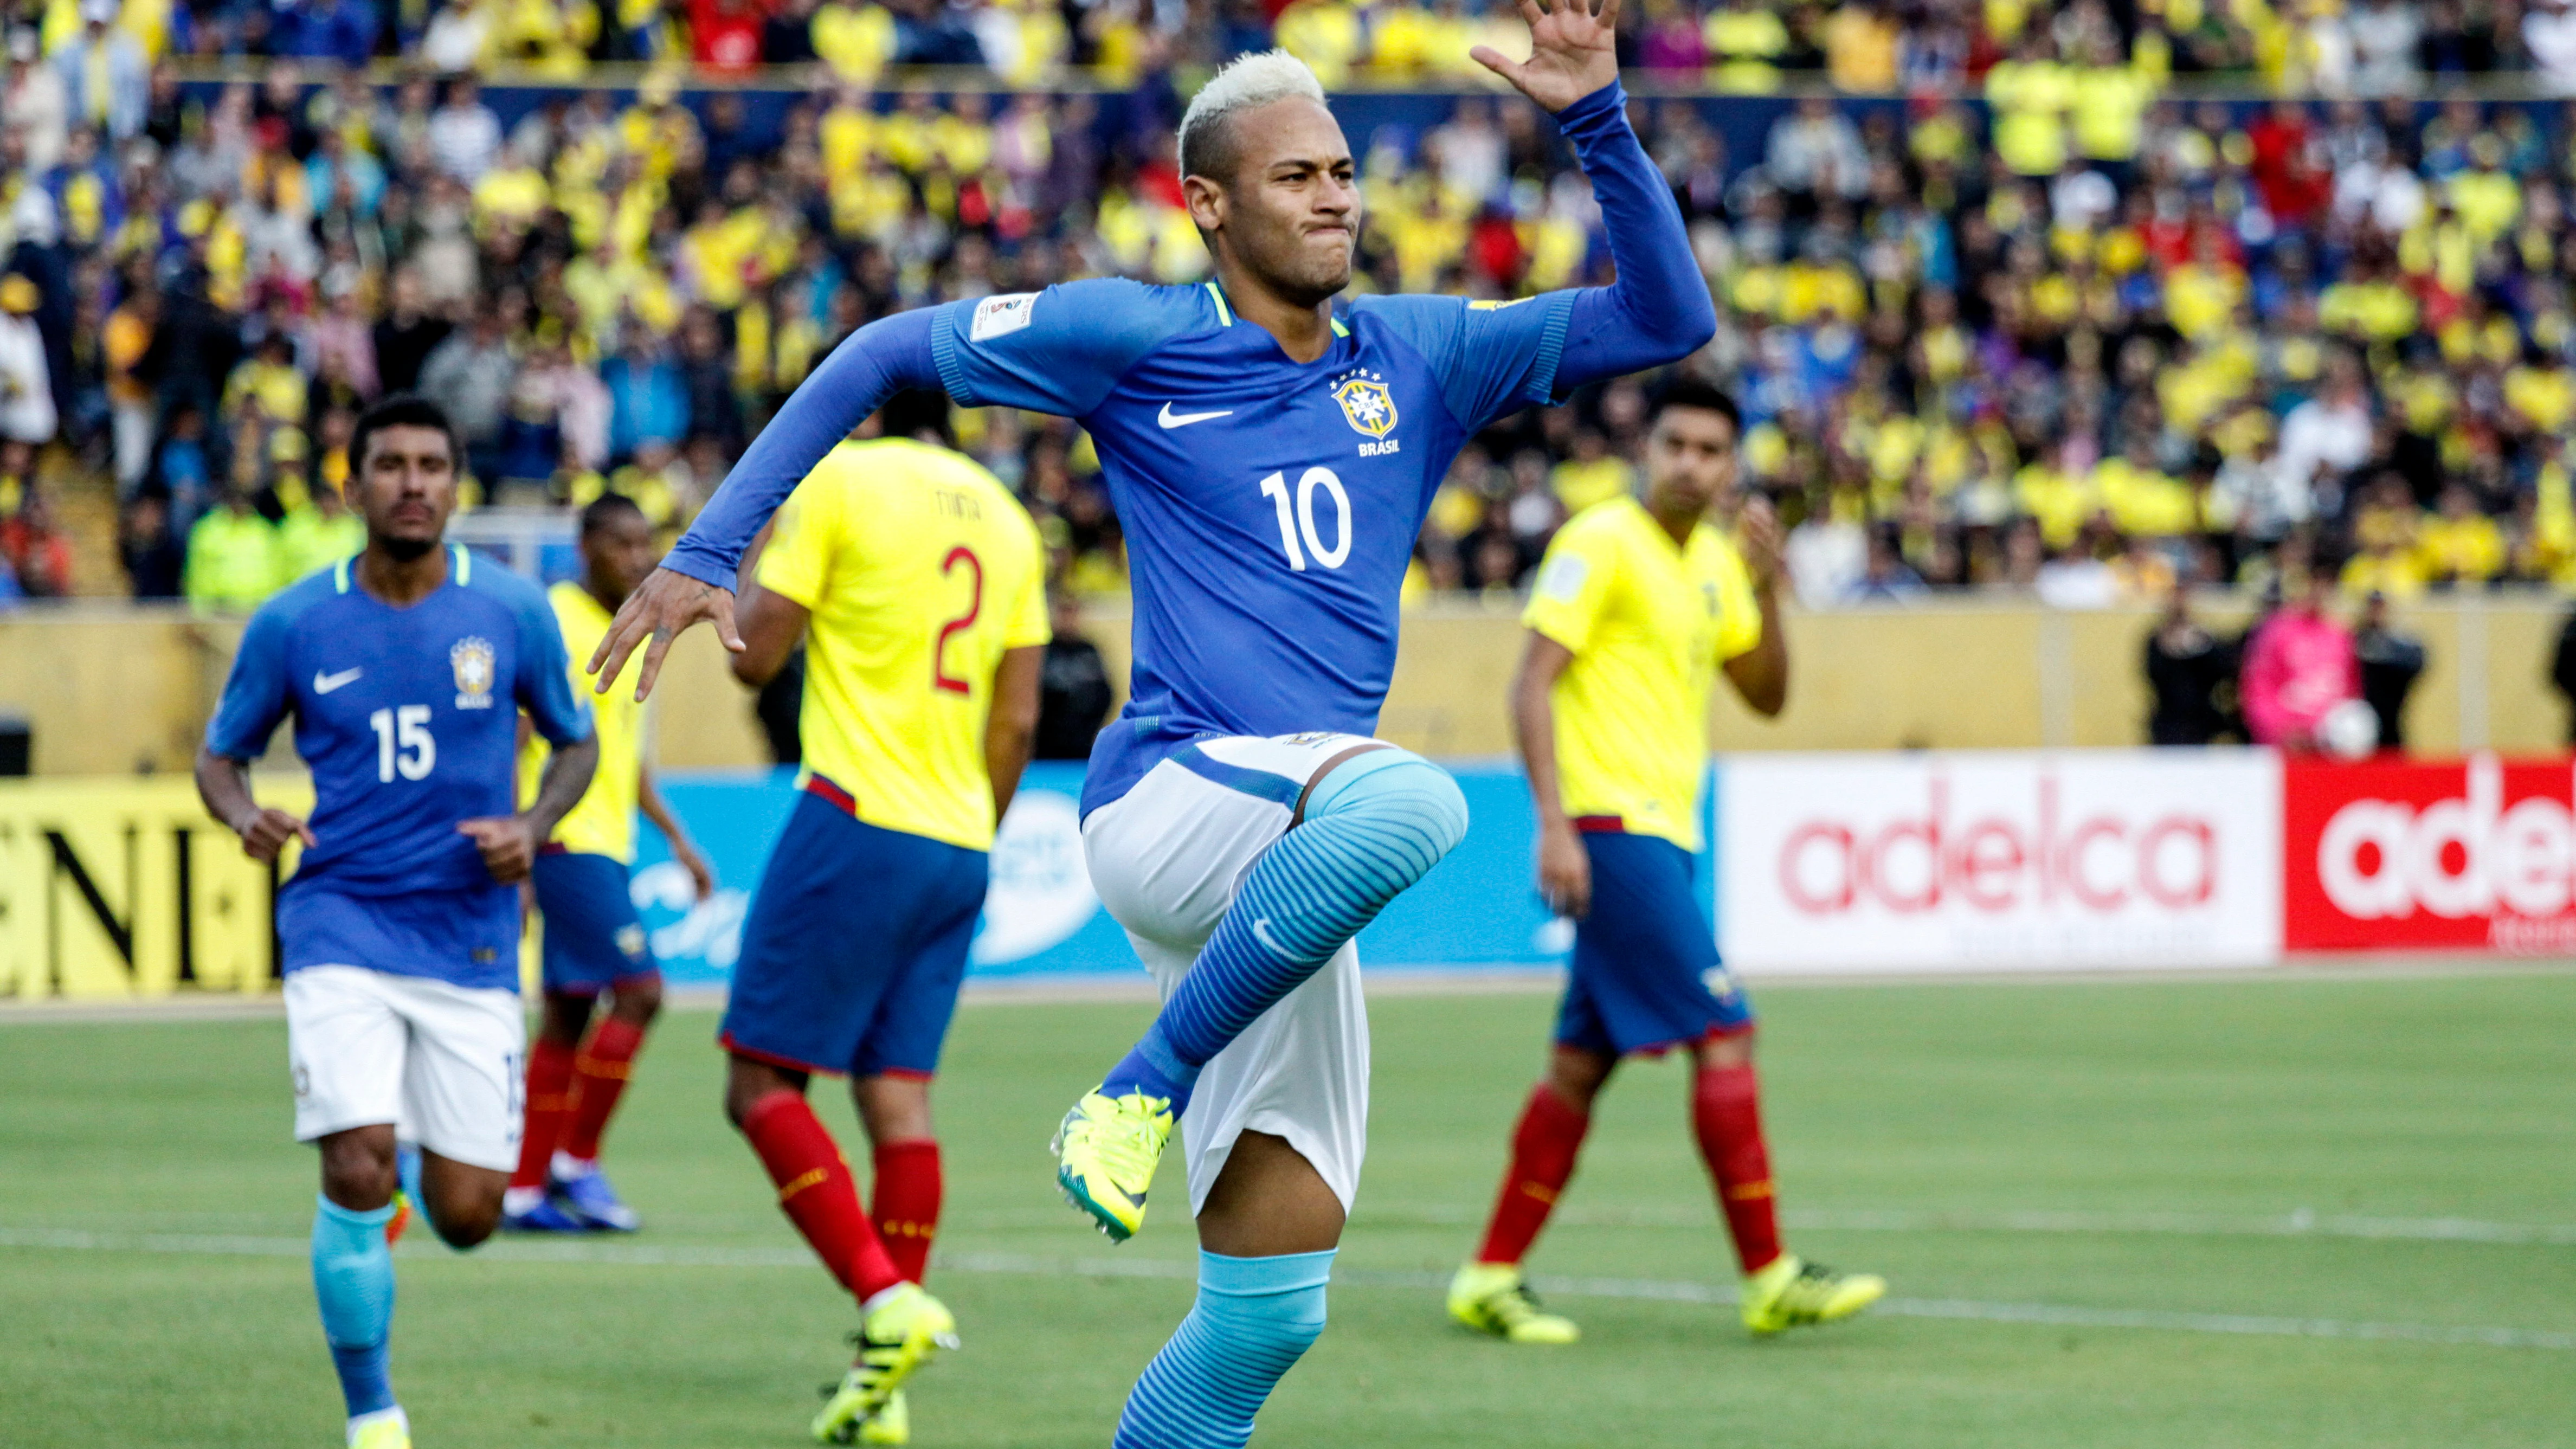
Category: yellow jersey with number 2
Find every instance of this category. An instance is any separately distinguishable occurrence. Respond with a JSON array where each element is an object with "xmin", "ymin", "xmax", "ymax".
[
  {"xmin": 519, "ymin": 580, "xmax": 646, "ymax": 863},
  {"xmin": 1522, "ymin": 497, "xmax": 1763, "ymax": 853},
  {"xmin": 757, "ymin": 437, "xmax": 1048, "ymax": 852}
]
